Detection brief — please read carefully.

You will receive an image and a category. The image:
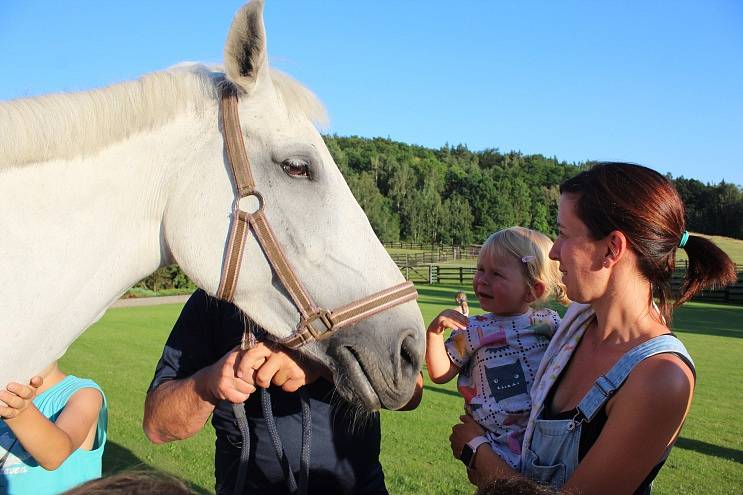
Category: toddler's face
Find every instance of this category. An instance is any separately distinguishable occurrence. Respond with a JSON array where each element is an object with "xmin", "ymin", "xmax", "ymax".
[{"xmin": 473, "ymin": 253, "xmax": 530, "ymax": 316}]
